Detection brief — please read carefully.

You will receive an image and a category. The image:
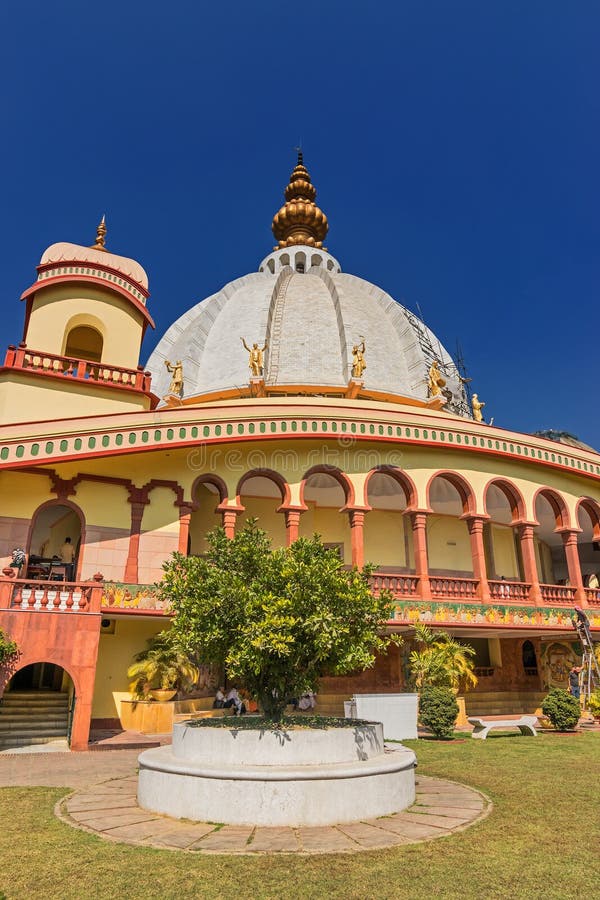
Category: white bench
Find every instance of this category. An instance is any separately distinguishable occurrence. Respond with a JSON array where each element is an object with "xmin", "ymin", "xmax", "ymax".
[{"xmin": 468, "ymin": 715, "xmax": 538, "ymax": 740}]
